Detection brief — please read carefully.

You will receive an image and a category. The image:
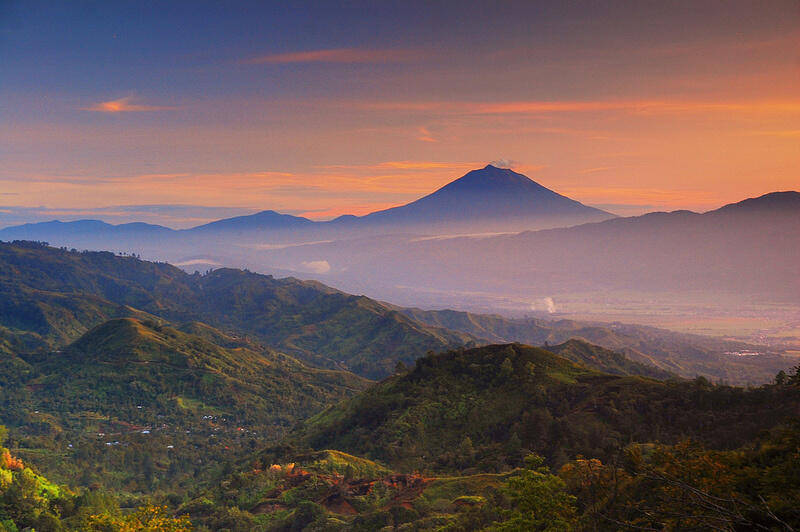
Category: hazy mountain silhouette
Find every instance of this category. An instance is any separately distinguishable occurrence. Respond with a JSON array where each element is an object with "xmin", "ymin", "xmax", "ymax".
[
  {"xmin": 188, "ymin": 210, "xmax": 314, "ymax": 234},
  {"xmin": 350, "ymin": 164, "xmax": 614, "ymax": 231},
  {"xmin": 301, "ymin": 190, "xmax": 800, "ymax": 305},
  {"xmin": 0, "ymin": 165, "xmax": 613, "ymax": 244}
]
